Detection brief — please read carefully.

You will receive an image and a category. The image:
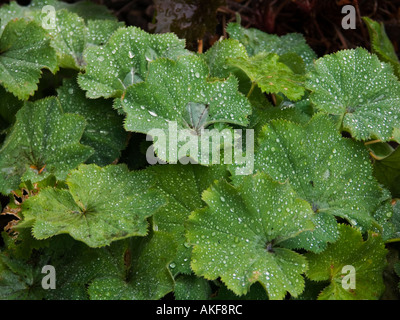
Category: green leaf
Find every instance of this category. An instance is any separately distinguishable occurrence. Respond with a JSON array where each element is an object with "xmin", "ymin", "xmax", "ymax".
[
  {"xmin": 2, "ymin": 225, "xmax": 51, "ymax": 261},
  {"xmin": 226, "ymin": 22, "xmax": 316, "ymax": 71},
  {"xmin": 48, "ymin": 10, "xmax": 86, "ymax": 70},
  {"xmin": 186, "ymin": 173, "xmax": 315, "ymax": 299},
  {"xmin": 367, "ymin": 142, "xmax": 395, "ymax": 161},
  {"xmin": 390, "ymin": 200, "xmax": 400, "ymax": 242},
  {"xmin": 20, "ymin": 164, "xmax": 166, "ymax": 247},
  {"xmin": 149, "ymin": 163, "xmax": 229, "ymax": 275},
  {"xmin": 0, "ymin": 0, "xmax": 116, "ymax": 36},
  {"xmin": 0, "ymin": 1, "xmax": 121, "ymax": 71},
  {"xmin": 227, "ymin": 52, "xmax": 306, "ymax": 101},
  {"xmin": 0, "ymin": 86, "xmax": 23, "ymax": 127},
  {"xmin": 0, "ymin": 253, "xmax": 49, "ymax": 300},
  {"xmin": 234, "ymin": 114, "xmax": 386, "ymax": 250},
  {"xmin": 28, "ymin": 0, "xmax": 117, "ymax": 22},
  {"xmin": 0, "ymin": 19, "xmax": 57, "ymax": 100},
  {"xmin": 213, "ymin": 282, "xmax": 269, "ymax": 300},
  {"xmin": 0, "ymin": 97, "xmax": 93, "ymax": 195},
  {"xmin": 306, "ymin": 224, "xmax": 387, "ymax": 300},
  {"xmin": 86, "ymin": 19, "xmax": 125, "ymax": 47},
  {"xmin": 363, "ymin": 17, "xmax": 400, "ymax": 79},
  {"xmin": 88, "ymin": 231, "xmax": 176, "ymax": 300},
  {"xmin": 306, "ymin": 48, "xmax": 400, "ymax": 141},
  {"xmin": 174, "ymin": 274, "xmax": 212, "ymax": 300},
  {"xmin": 373, "ymin": 146, "xmax": 400, "ymax": 198},
  {"xmin": 49, "ymin": 11, "xmax": 123, "ymax": 70},
  {"xmin": 202, "ymin": 38, "xmax": 248, "ymax": 79},
  {"xmin": 57, "ymin": 77, "xmax": 127, "ymax": 166},
  {"xmin": 117, "ymin": 55, "xmax": 252, "ymax": 164},
  {"xmin": 78, "ymin": 26, "xmax": 190, "ymax": 99},
  {"xmin": 40, "ymin": 235, "xmax": 125, "ymax": 300}
]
